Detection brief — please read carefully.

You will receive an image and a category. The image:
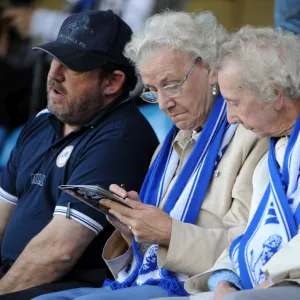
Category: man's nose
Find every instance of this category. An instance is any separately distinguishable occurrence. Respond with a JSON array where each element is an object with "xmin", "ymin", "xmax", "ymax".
[{"xmin": 48, "ymin": 59, "xmax": 65, "ymax": 82}]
